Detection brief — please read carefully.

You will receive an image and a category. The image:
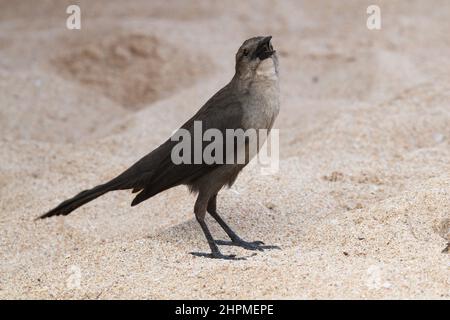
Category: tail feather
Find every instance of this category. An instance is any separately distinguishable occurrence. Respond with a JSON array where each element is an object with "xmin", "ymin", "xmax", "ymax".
[
  {"xmin": 38, "ymin": 180, "xmax": 121, "ymax": 219},
  {"xmin": 38, "ymin": 140, "xmax": 168, "ymax": 220}
]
